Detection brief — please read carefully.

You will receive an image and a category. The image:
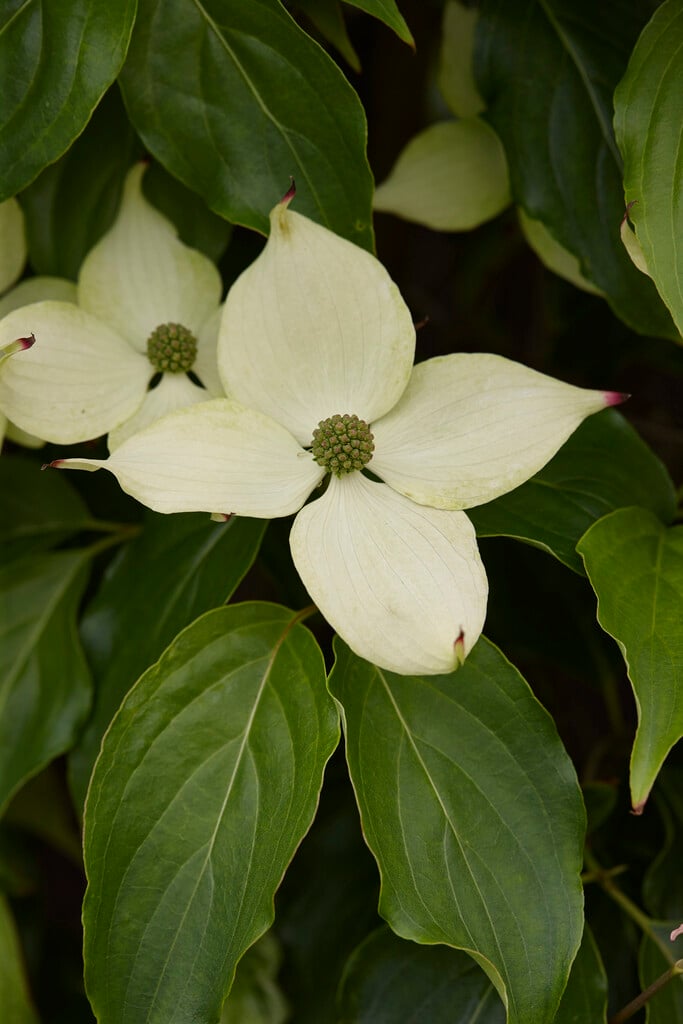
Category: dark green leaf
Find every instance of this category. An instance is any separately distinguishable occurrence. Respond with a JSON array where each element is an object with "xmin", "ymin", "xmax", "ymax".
[
  {"xmin": 638, "ymin": 922, "xmax": 683, "ymax": 1024},
  {"xmin": 0, "ymin": 550, "xmax": 91, "ymax": 813},
  {"xmin": 19, "ymin": 88, "xmax": 140, "ymax": 280},
  {"xmin": 614, "ymin": 0, "xmax": 683, "ymax": 338},
  {"xmin": 642, "ymin": 769, "xmax": 683, "ymax": 921},
  {"xmin": 0, "ymin": 456, "xmax": 89, "ymax": 563},
  {"xmin": 83, "ymin": 603, "xmax": 339, "ymax": 1023},
  {"xmin": 469, "ymin": 410, "xmax": 676, "ymax": 574},
  {"xmin": 329, "ymin": 637, "xmax": 586, "ymax": 1024},
  {"xmin": 0, "ymin": 0, "xmax": 138, "ymax": 200},
  {"xmin": 119, "ymin": 0, "xmax": 374, "ymax": 248},
  {"xmin": 338, "ymin": 926, "xmax": 506, "ymax": 1023},
  {"xmin": 69, "ymin": 511, "xmax": 266, "ymax": 810},
  {"xmin": 577, "ymin": 508, "xmax": 683, "ymax": 810},
  {"xmin": 0, "ymin": 894, "xmax": 38, "ymax": 1024},
  {"xmin": 475, "ymin": 0, "xmax": 677, "ymax": 339}
]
